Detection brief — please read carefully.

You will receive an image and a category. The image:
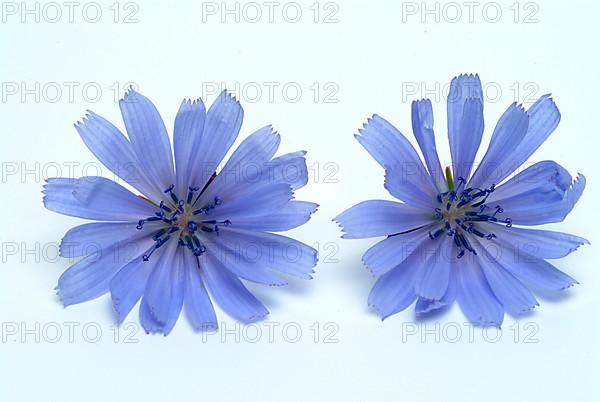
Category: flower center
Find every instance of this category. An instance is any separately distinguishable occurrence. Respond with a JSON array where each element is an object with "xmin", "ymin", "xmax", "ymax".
[
  {"xmin": 136, "ymin": 184, "xmax": 231, "ymax": 261},
  {"xmin": 429, "ymin": 168, "xmax": 512, "ymax": 258}
]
